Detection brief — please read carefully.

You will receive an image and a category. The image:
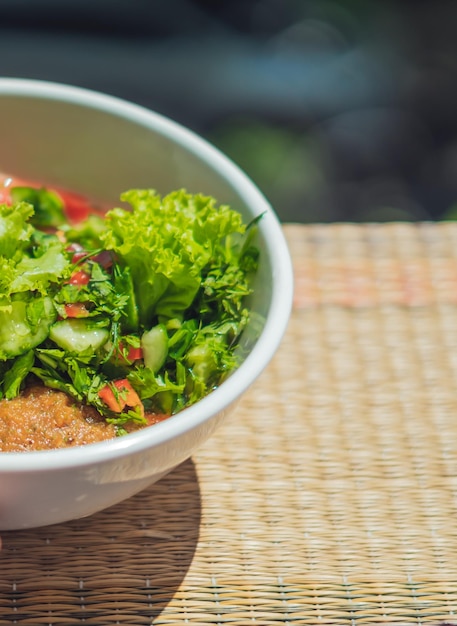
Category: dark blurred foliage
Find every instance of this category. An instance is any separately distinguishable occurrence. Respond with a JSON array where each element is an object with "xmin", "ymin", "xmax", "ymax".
[{"xmin": 0, "ymin": 0, "xmax": 456, "ymax": 222}]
